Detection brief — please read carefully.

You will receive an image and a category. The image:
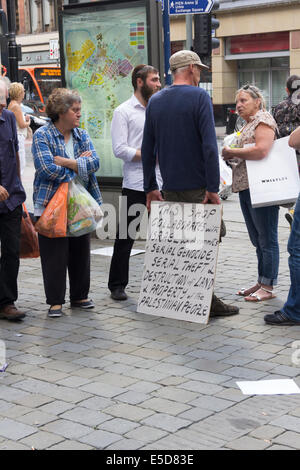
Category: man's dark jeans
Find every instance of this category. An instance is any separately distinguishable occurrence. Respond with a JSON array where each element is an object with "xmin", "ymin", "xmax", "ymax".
[{"xmin": 0, "ymin": 205, "xmax": 22, "ymax": 307}]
